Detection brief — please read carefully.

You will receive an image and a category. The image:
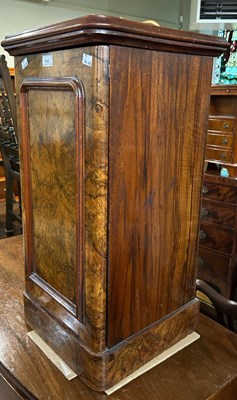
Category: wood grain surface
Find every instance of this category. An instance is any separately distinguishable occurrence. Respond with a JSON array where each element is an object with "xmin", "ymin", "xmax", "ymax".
[
  {"xmin": 198, "ymin": 172, "xmax": 237, "ymax": 300},
  {"xmin": 108, "ymin": 45, "xmax": 212, "ymax": 346},
  {"xmin": 15, "ymin": 46, "xmax": 110, "ymax": 353},
  {"xmin": 1, "ymin": 15, "xmax": 228, "ymax": 57}
]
